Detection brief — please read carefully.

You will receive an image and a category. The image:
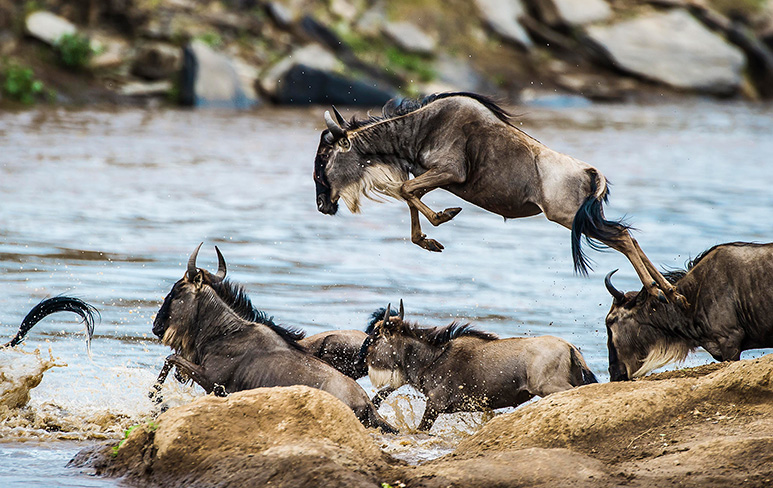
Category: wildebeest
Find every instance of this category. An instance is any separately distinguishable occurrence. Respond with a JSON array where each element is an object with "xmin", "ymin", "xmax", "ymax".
[
  {"xmin": 313, "ymin": 92, "xmax": 682, "ymax": 303},
  {"xmin": 151, "ymin": 244, "xmax": 397, "ymax": 433},
  {"xmin": 359, "ymin": 300, "xmax": 598, "ymax": 431},
  {"xmin": 298, "ymin": 330, "xmax": 368, "ymax": 379},
  {"xmin": 2, "ymin": 296, "xmax": 98, "ymax": 351},
  {"xmin": 604, "ymin": 242, "xmax": 773, "ymax": 381}
]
